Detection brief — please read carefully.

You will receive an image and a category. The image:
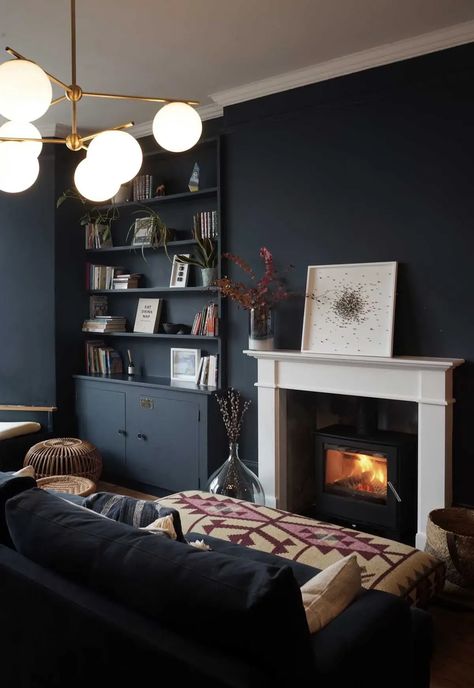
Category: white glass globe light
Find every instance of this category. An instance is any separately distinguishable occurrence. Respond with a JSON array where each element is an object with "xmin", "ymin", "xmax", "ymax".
[
  {"xmin": 74, "ymin": 158, "xmax": 121, "ymax": 202},
  {"xmin": 0, "ymin": 142, "xmax": 40, "ymax": 192},
  {"xmin": 0, "ymin": 60, "xmax": 52, "ymax": 122},
  {"xmin": 152, "ymin": 102, "xmax": 202, "ymax": 152},
  {"xmin": 0, "ymin": 121, "xmax": 43, "ymax": 157},
  {"xmin": 87, "ymin": 130, "xmax": 143, "ymax": 183}
]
